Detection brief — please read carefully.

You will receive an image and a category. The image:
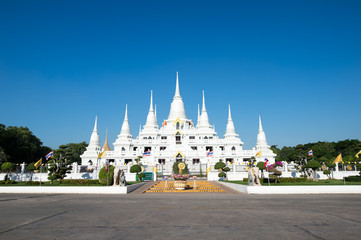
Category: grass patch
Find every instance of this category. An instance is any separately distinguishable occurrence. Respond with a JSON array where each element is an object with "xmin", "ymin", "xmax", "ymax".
[
  {"xmin": 225, "ymin": 179, "xmax": 361, "ymax": 186},
  {"xmin": 0, "ymin": 180, "xmax": 142, "ymax": 186}
]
